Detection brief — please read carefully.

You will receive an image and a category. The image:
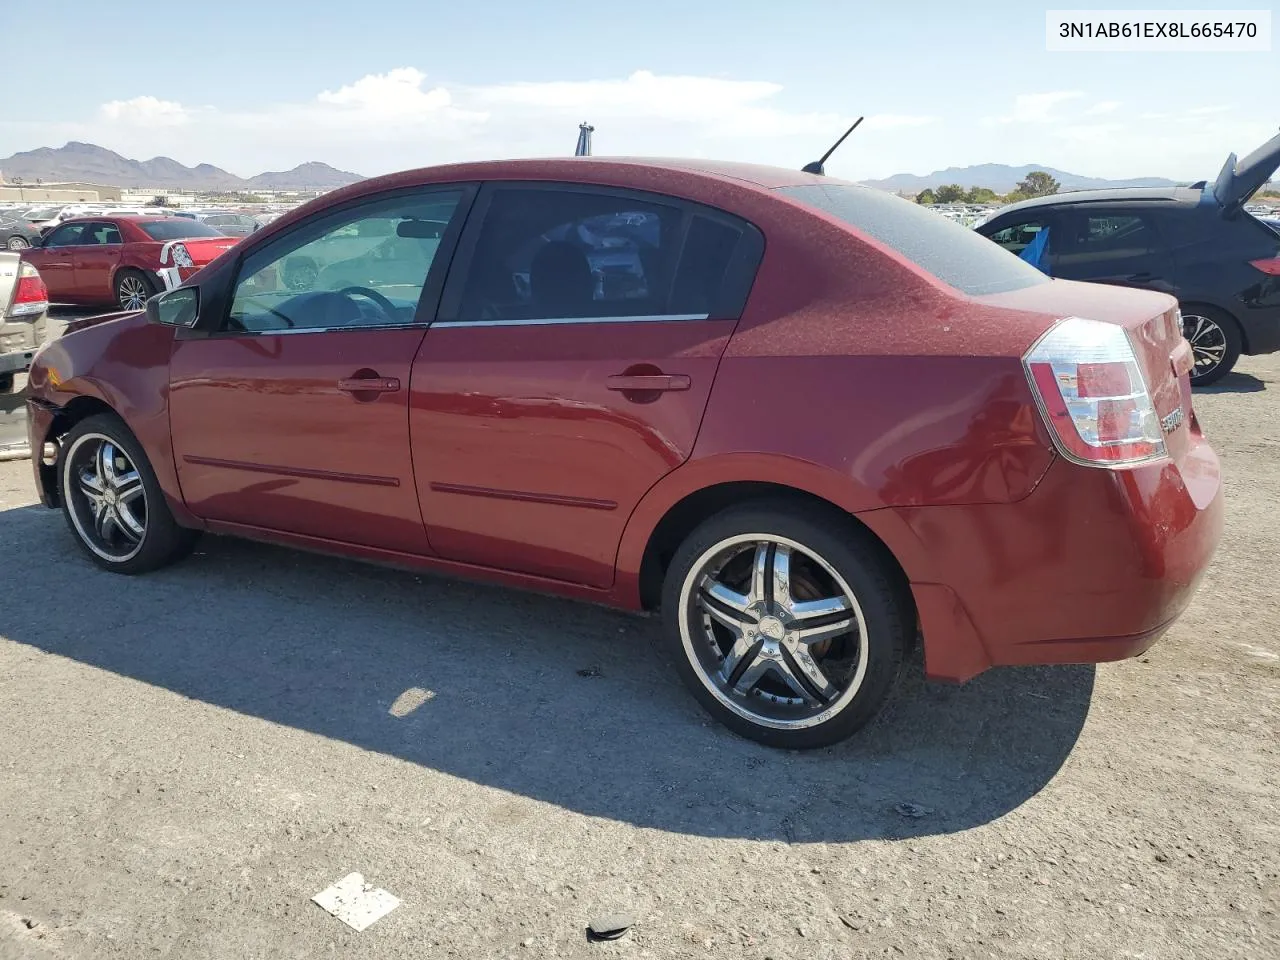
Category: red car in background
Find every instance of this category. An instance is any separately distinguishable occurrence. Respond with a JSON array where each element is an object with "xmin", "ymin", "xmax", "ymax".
[
  {"xmin": 21, "ymin": 216, "xmax": 240, "ymax": 311},
  {"xmin": 23, "ymin": 158, "xmax": 1223, "ymax": 748}
]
